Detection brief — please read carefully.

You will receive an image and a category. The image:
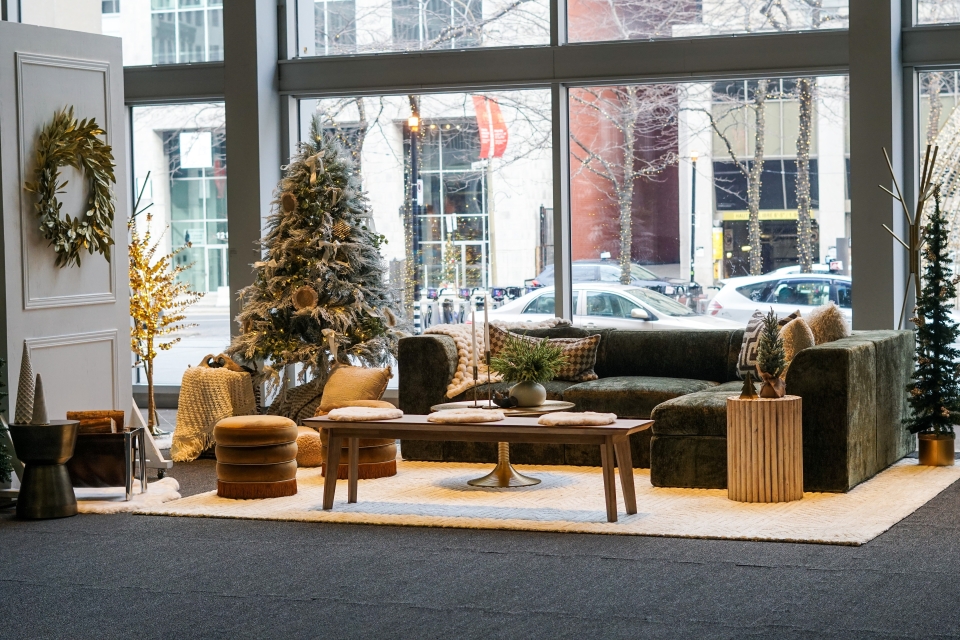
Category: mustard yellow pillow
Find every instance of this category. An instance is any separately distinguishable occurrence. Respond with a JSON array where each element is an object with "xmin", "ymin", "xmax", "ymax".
[
  {"xmin": 314, "ymin": 399, "xmax": 396, "ymax": 418},
  {"xmin": 318, "ymin": 367, "xmax": 391, "ymax": 413}
]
